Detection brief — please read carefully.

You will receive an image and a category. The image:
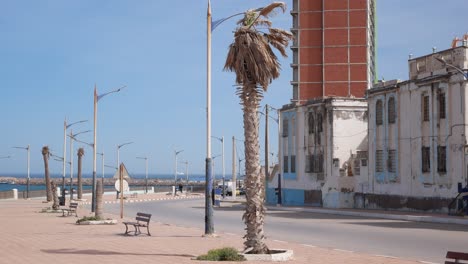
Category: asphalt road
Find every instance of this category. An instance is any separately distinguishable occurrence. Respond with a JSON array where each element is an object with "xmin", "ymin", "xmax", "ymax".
[{"xmin": 105, "ymin": 198, "xmax": 468, "ymax": 263}]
